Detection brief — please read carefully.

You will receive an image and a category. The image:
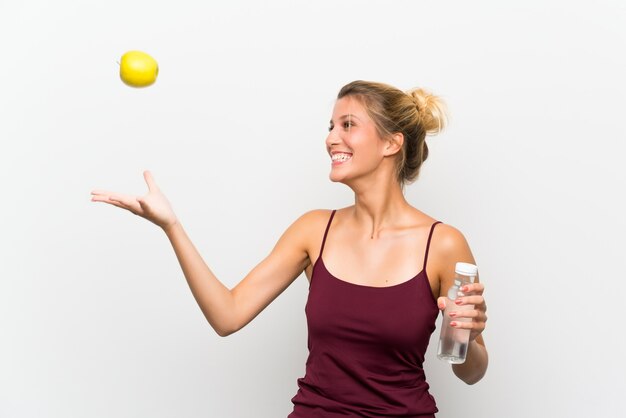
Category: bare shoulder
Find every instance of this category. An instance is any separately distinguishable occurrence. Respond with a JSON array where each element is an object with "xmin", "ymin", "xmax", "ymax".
[
  {"xmin": 289, "ymin": 209, "xmax": 334, "ymax": 235},
  {"xmin": 287, "ymin": 208, "xmax": 334, "ymax": 257},
  {"xmin": 433, "ymin": 223, "xmax": 472, "ymax": 255},
  {"xmin": 429, "ymin": 223, "xmax": 477, "ymax": 294},
  {"xmin": 295, "ymin": 208, "xmax": 334, "ymax": 223}
]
